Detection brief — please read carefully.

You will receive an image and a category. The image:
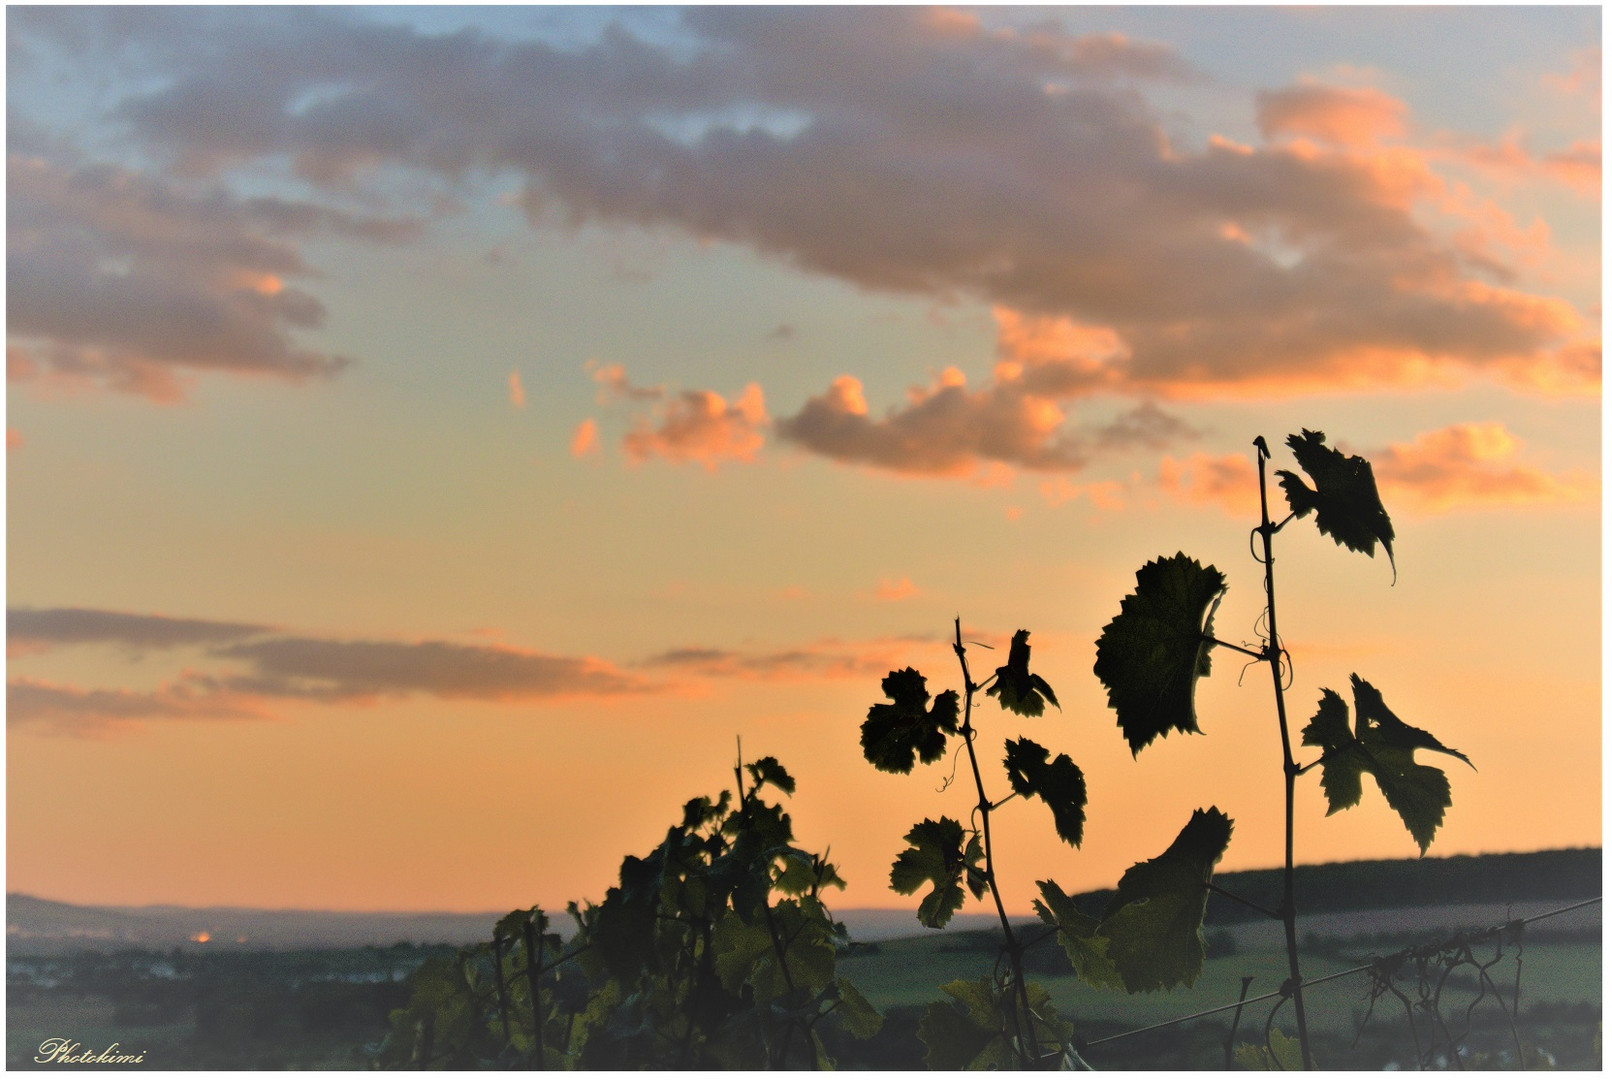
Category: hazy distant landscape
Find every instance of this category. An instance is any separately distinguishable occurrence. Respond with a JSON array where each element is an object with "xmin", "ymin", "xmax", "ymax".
[{"xmin": 9, "ymin": 849, "xmax": 1599, "ymax": 1069}]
